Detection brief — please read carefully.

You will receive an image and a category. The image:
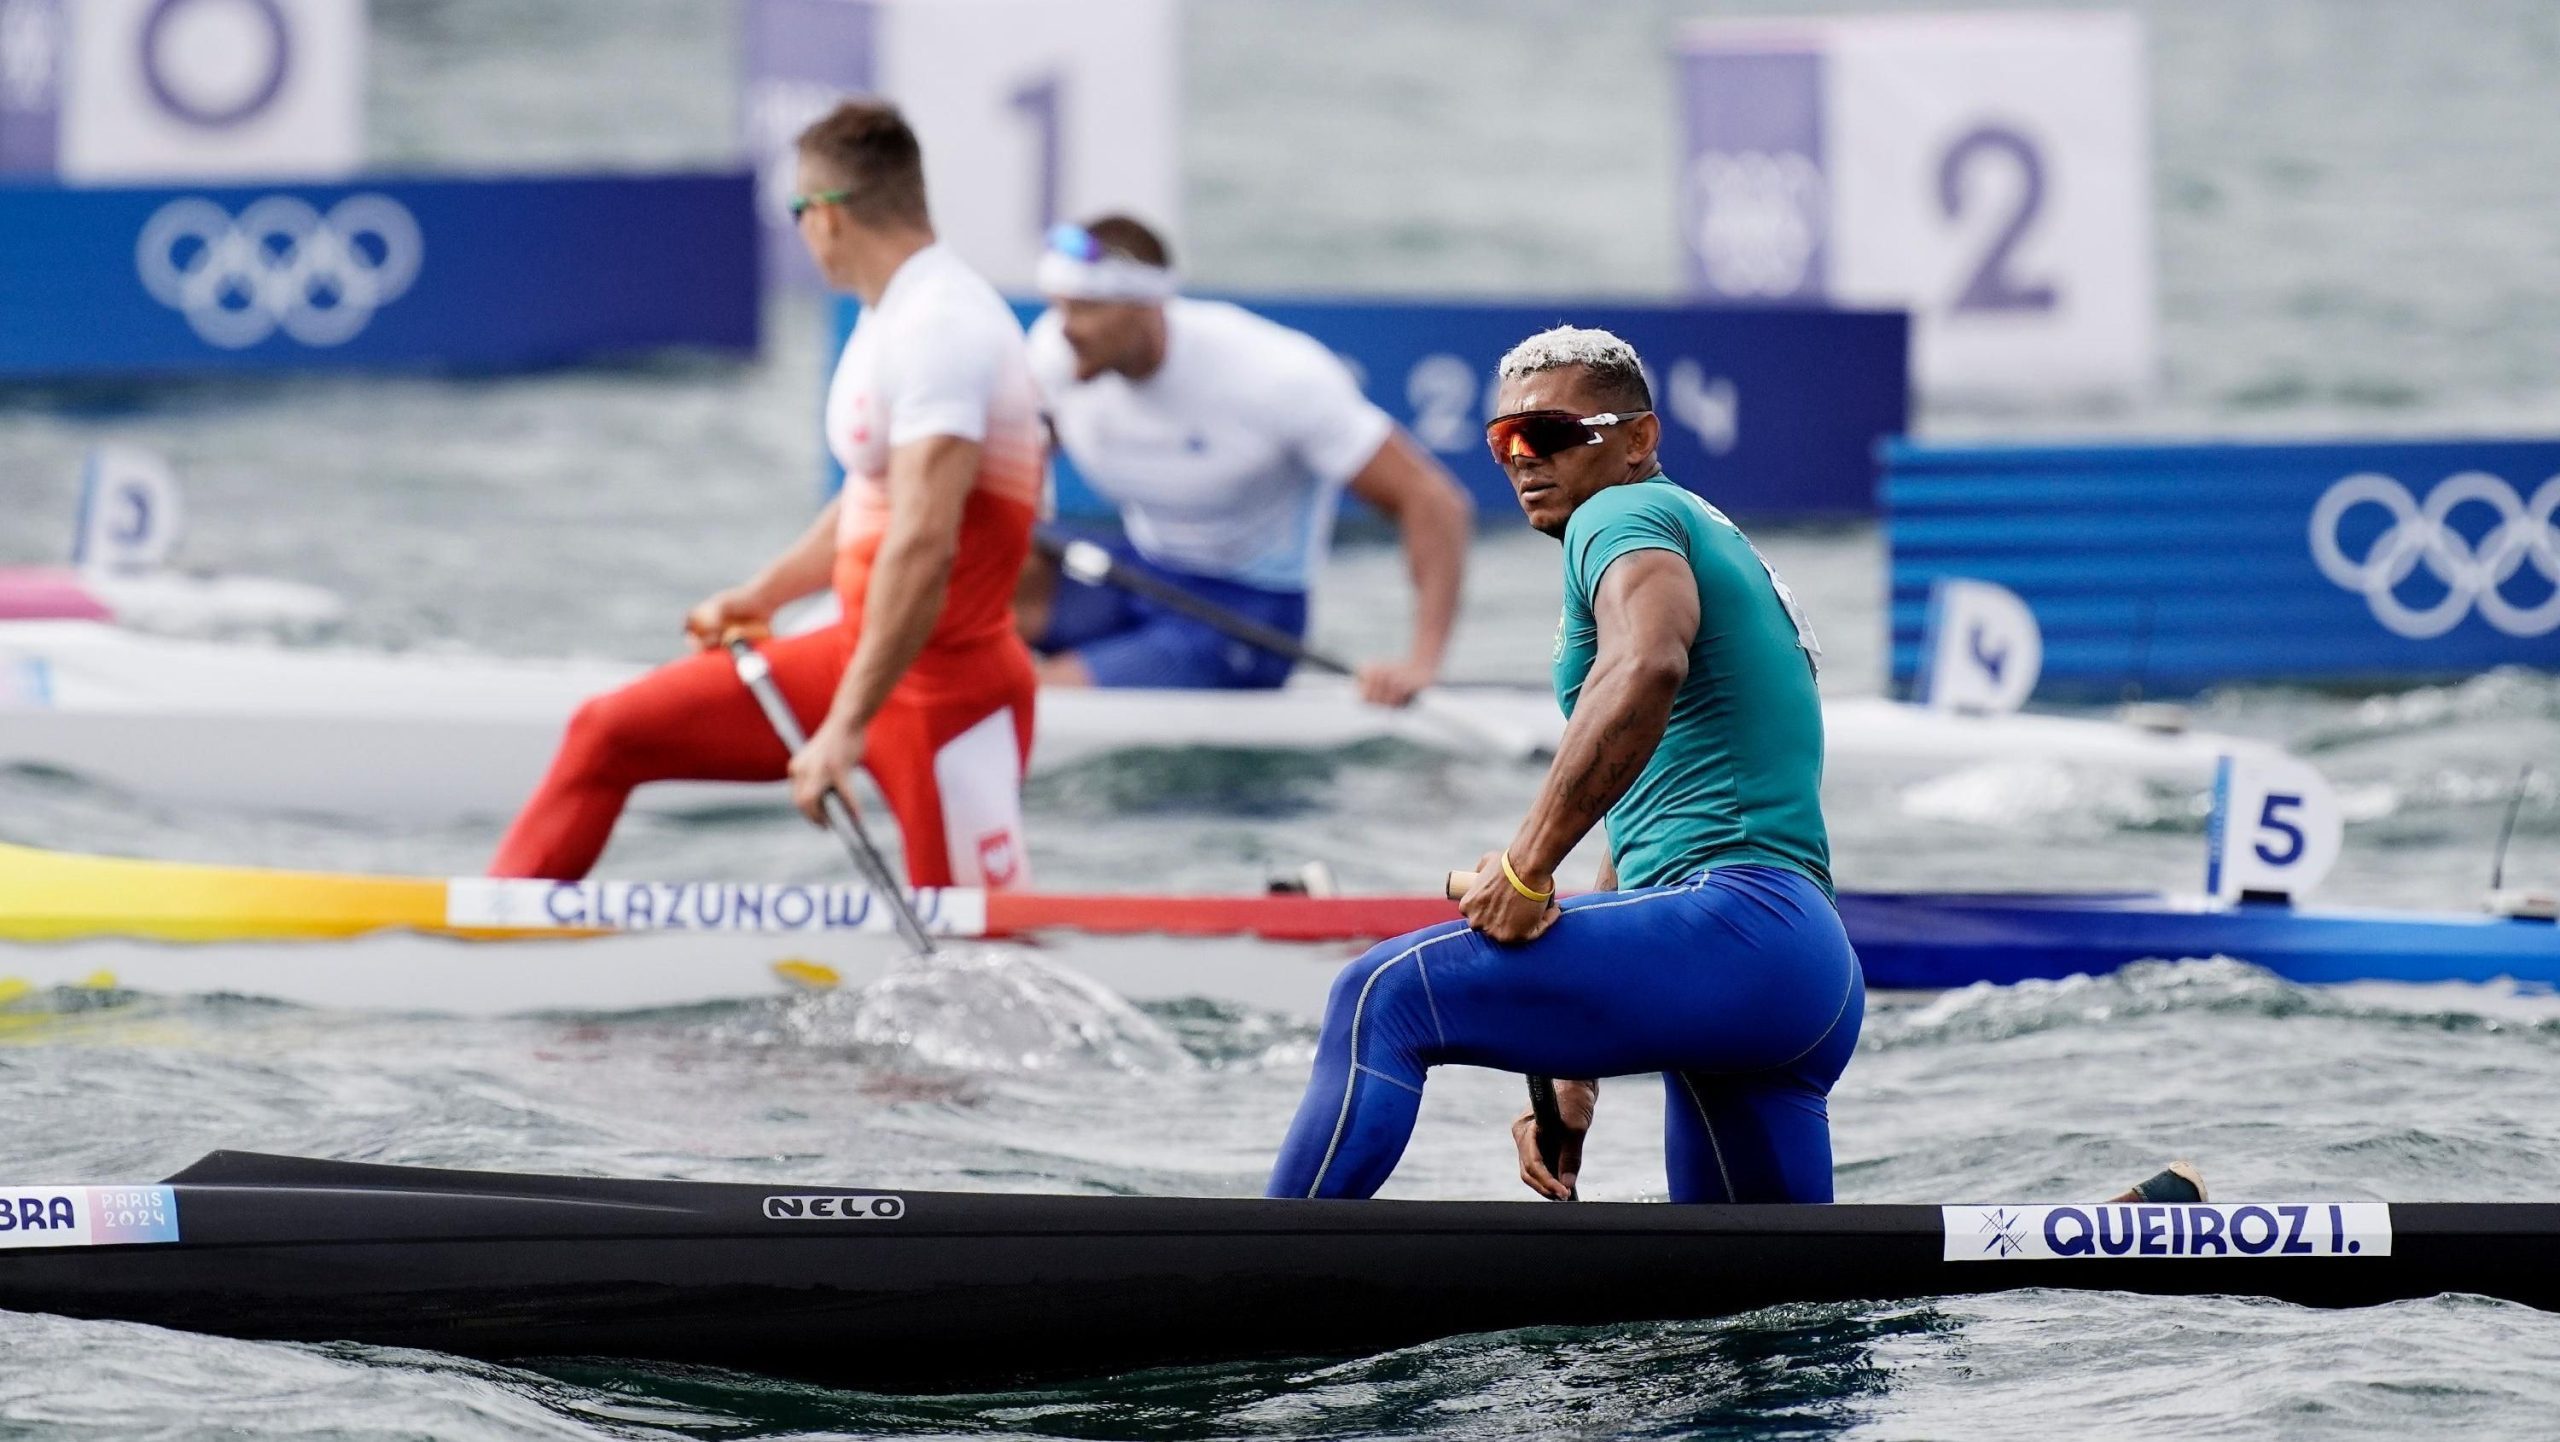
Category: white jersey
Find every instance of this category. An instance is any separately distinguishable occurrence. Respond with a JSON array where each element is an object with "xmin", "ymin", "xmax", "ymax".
[
  {"xmin": 826, "ymin": 244, "xmax": 1045, "ymax": 552},
  {"xmin": 1028, "ymin": 297, "xmax": 1394, "ymax": 594},
  {"xmin": 814, "ymin": 244, "xmax": 1042, "ymax": 890}
]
